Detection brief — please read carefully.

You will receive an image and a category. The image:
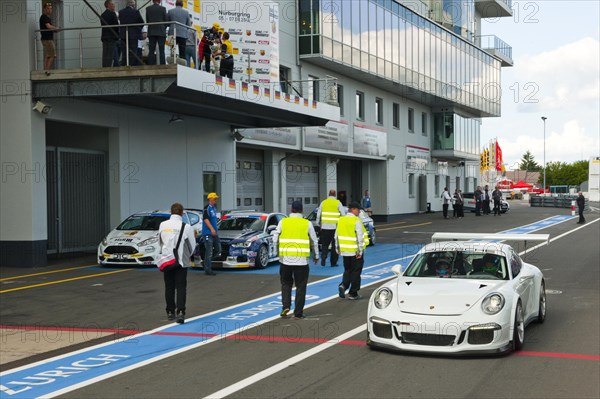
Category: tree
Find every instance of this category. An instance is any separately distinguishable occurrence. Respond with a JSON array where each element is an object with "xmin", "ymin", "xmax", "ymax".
[
  {"xmin": 538, "ymin": 160, "xmax": 589, "ymax": 187},
  {"xmin": 519, "ymin": 150, "xmax": 541, "ymax": 171}
]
